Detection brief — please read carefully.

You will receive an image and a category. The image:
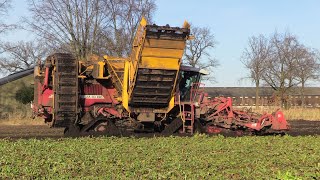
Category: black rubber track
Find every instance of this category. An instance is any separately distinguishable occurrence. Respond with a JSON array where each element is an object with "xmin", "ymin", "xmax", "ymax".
[{"xmin": 52, "ymin": 53, "xmax": 78, "ymax": 128}]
